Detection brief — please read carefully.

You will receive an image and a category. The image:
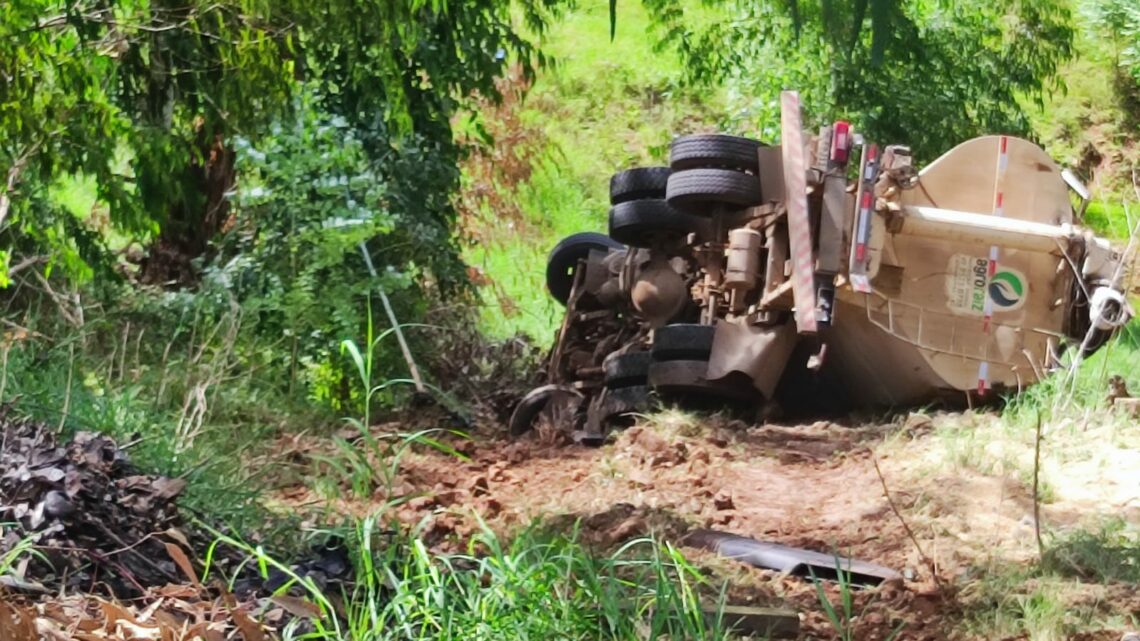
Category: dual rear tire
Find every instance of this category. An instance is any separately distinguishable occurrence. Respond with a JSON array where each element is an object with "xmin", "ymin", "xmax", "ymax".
[{"xmin": 666, "ymin": 135, "xmax": 764, "ymax": 214}]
